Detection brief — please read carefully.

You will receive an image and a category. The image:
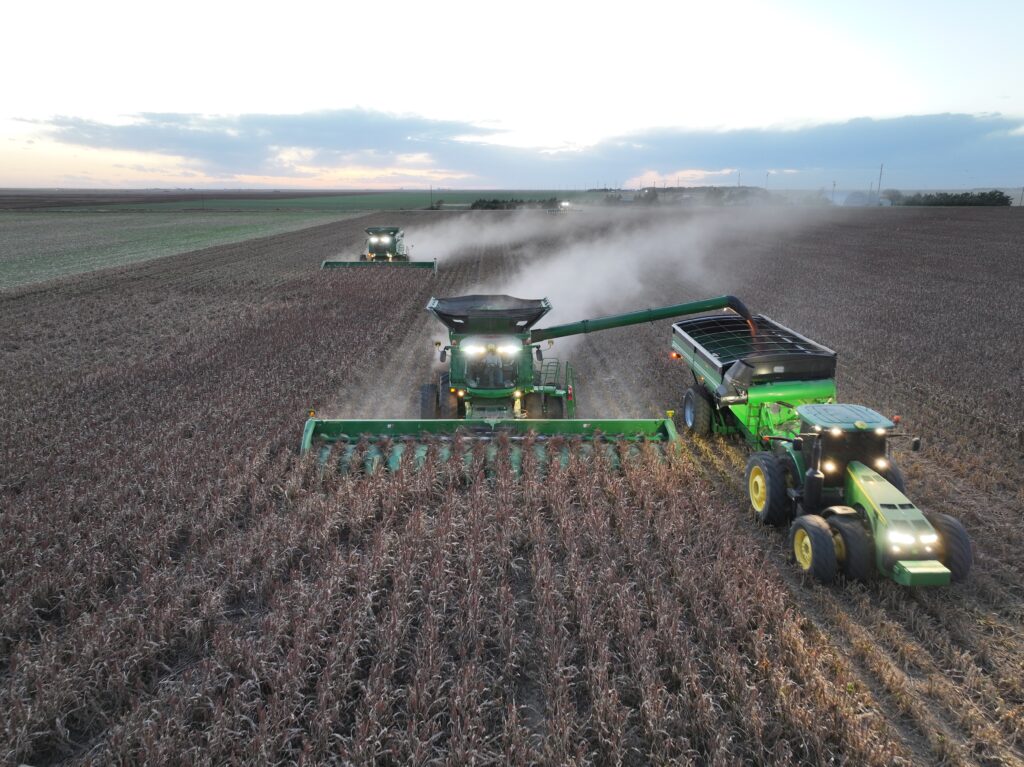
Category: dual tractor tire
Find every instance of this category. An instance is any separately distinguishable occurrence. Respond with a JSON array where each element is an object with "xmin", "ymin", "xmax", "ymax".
[
  {"xmin": 788, "ymin": 512, "xmax": 874, "ymax": 584},
  {"xmin": 681, "ymin": 386, "xmax": 713, "ymax": 436},
  {"xmin": 925, "ymin": 512, "xmax": 973, "ymax": 582},
  {"xmin": 745, "ymin": 452, "xmax": 790, "ymax": 527}
]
